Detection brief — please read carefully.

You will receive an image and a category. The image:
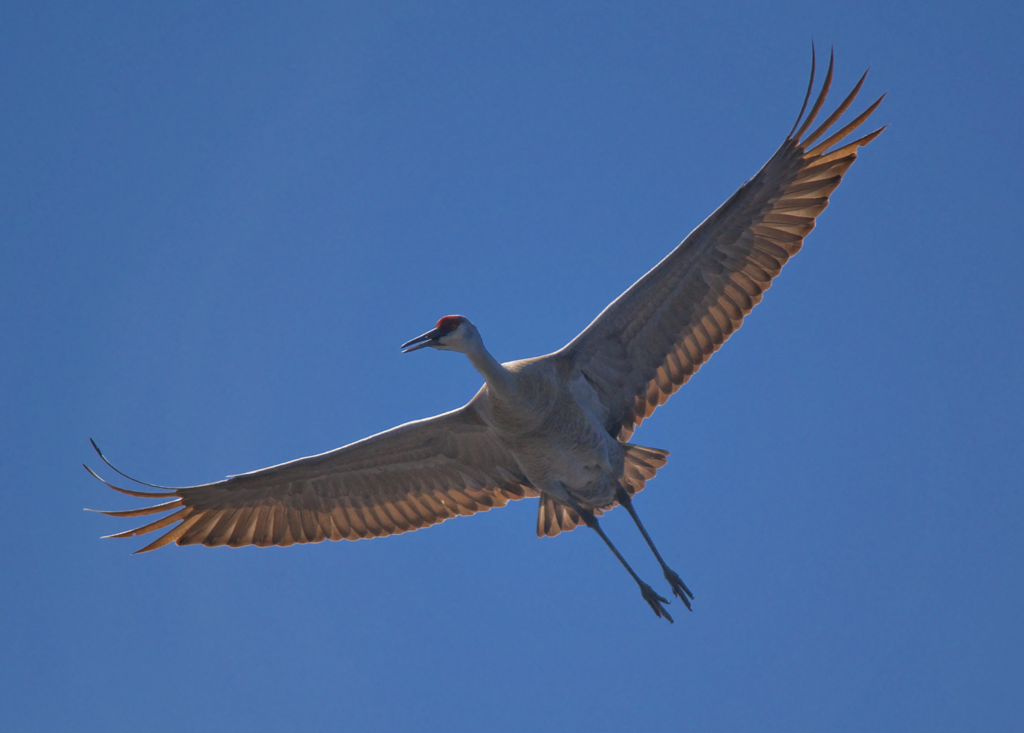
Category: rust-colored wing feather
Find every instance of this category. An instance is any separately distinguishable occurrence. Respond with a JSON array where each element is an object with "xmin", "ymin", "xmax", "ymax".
[
  {"xmin": 87, "ymin": 406, "xmax": 538, "ymax": 553},
  {"xmin": 560, "ymin": 50, "xmax": 885, "ymax": 440}
]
